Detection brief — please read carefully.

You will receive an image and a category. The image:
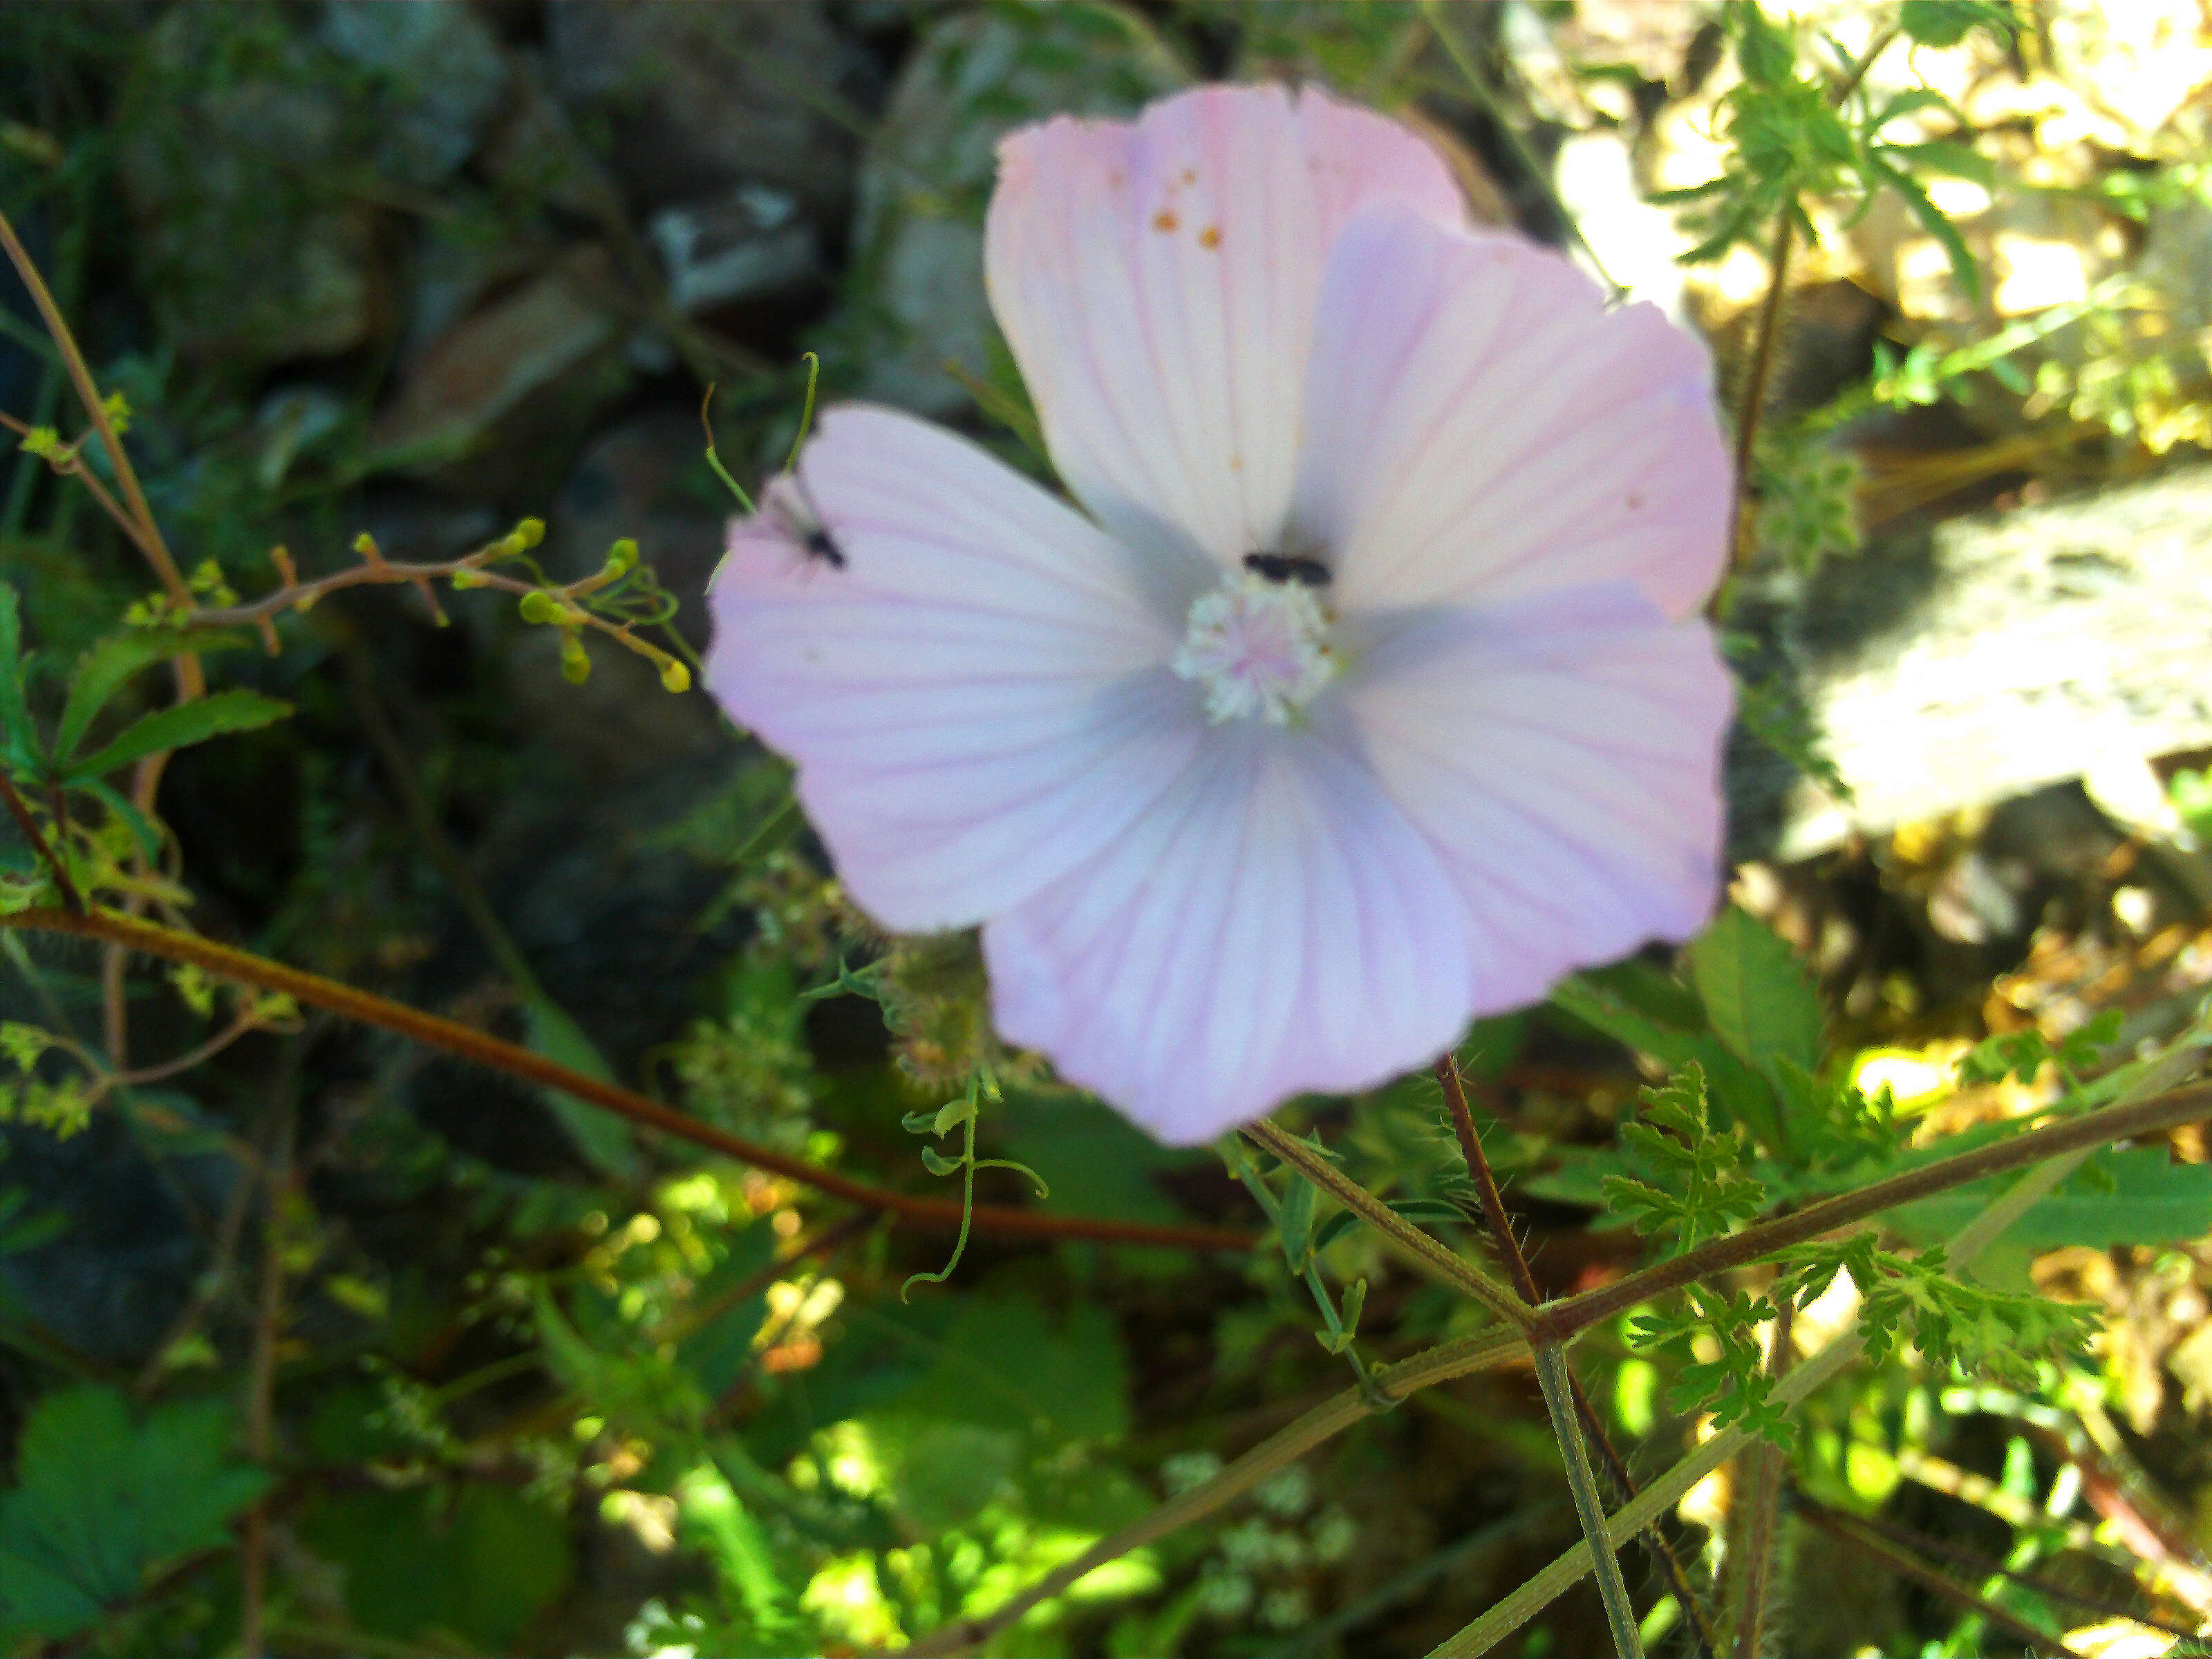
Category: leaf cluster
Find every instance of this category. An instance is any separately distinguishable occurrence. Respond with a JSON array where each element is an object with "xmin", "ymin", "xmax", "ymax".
[
  {"xmin": 1656, "ymin": 1, "xmax": 2003, "ymax": 300},
  {"xmin": 1602, "ymin": 1064, "xmax": 1767, "ymax": 1256}
]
